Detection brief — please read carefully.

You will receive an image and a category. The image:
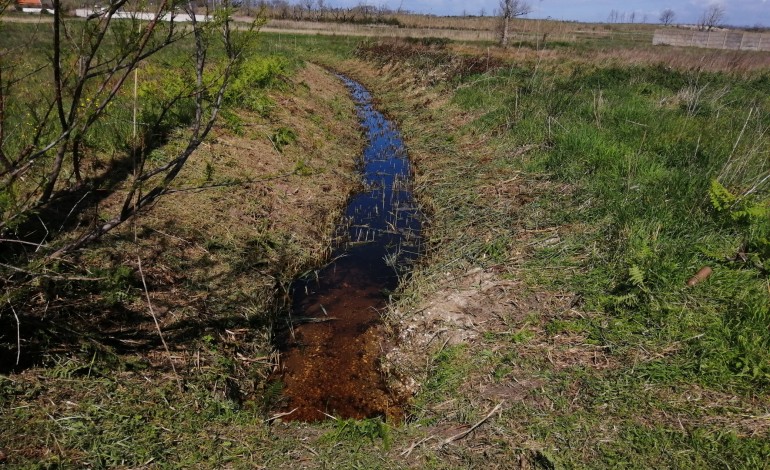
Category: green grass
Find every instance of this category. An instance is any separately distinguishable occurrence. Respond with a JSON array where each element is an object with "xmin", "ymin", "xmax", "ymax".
[
  {"xmin": 325, "ymin": 38, "xmax": 770, "ymax": 467},
  {"xmin": 450, "ymin": 61, "xmax": 770, "ymax": 391}
]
